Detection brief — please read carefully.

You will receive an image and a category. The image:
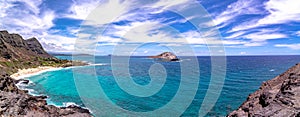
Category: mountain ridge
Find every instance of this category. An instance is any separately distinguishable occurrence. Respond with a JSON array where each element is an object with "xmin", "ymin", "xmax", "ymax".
[{"xmin": 0, "ymin": 30, "xmax": 52, "ymax": 61}]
